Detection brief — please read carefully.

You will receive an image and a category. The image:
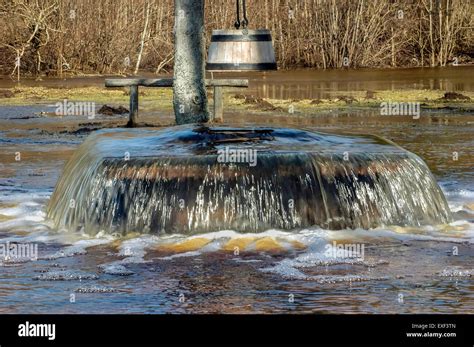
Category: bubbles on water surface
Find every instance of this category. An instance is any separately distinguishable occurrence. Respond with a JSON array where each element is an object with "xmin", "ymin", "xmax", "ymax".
[
  {"xmin": 438, "ymin": 267, "xmax": 473, "ymax": 278},
  {"xmin": 33, "ymin": 270, "xmax": 99, "ymax": 281},
  {"xmin": 74, "ymin": 285, "xmax": 123, "ymax": 293}
]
